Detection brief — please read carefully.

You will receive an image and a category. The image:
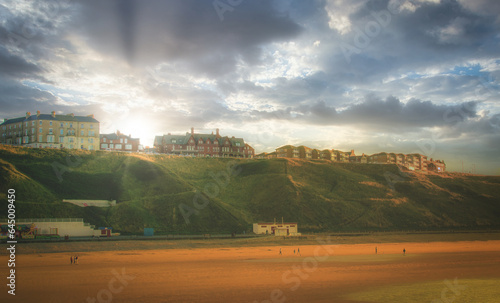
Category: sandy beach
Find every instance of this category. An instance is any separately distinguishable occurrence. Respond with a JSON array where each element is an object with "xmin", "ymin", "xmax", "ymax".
[{"xmin": 1, "ymin": 239, "xmax": 500, "ymax": 302}]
